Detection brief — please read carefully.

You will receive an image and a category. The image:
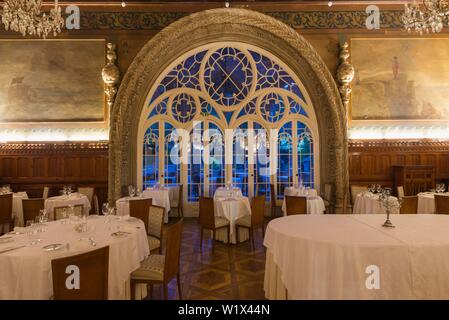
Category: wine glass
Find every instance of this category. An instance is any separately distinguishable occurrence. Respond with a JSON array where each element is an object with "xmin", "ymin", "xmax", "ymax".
[
  {"xmin": 102, "ymin": 203, "xmax": 109, "ymax": 216},
  {"xmin": 376, "ymin": 184, "xmax": 382, "ymax": 194},
  {"xmin": 136, "ymin": 188, "xmax": 141, "ymax": 197},
  {"xmin": 128, "ymin": 185, "xmax": 136, "ymax": 197}
]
